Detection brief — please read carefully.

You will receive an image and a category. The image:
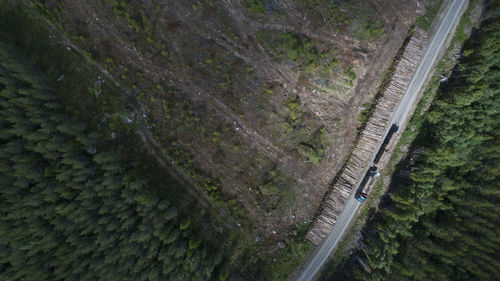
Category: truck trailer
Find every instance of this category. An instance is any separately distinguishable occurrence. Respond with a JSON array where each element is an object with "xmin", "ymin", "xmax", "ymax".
[
  {"xmin": 373, "ymin": 124, "xmax": 399, "ymax": 164},
  {"xmin": 356, "ymin": 166, "xmax": 379, "ymax": 203}
]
